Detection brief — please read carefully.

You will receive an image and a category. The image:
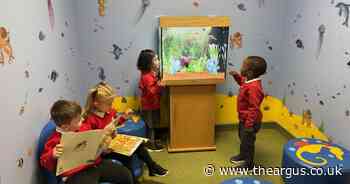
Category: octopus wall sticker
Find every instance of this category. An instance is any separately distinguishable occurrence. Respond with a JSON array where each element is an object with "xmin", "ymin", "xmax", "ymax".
[{"xmin": 0, "ymin": 27, "xmax": 15, "ymax": 65}]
